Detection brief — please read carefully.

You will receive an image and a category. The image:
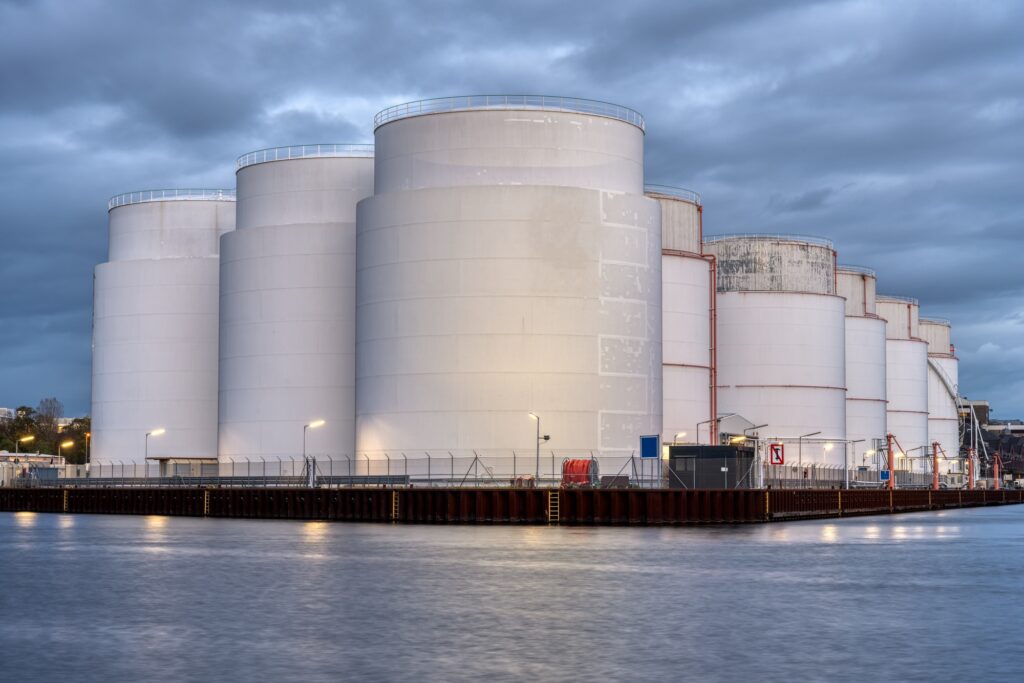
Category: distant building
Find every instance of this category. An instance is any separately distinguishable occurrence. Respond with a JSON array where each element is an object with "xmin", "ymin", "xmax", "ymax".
[
  {"xmin": 960, "ymin": 399, "xmax": 990, "ymax": 426},
  {"xmin": 0, "ymin": 407, "xmax": 15, "ymax": 421}
]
